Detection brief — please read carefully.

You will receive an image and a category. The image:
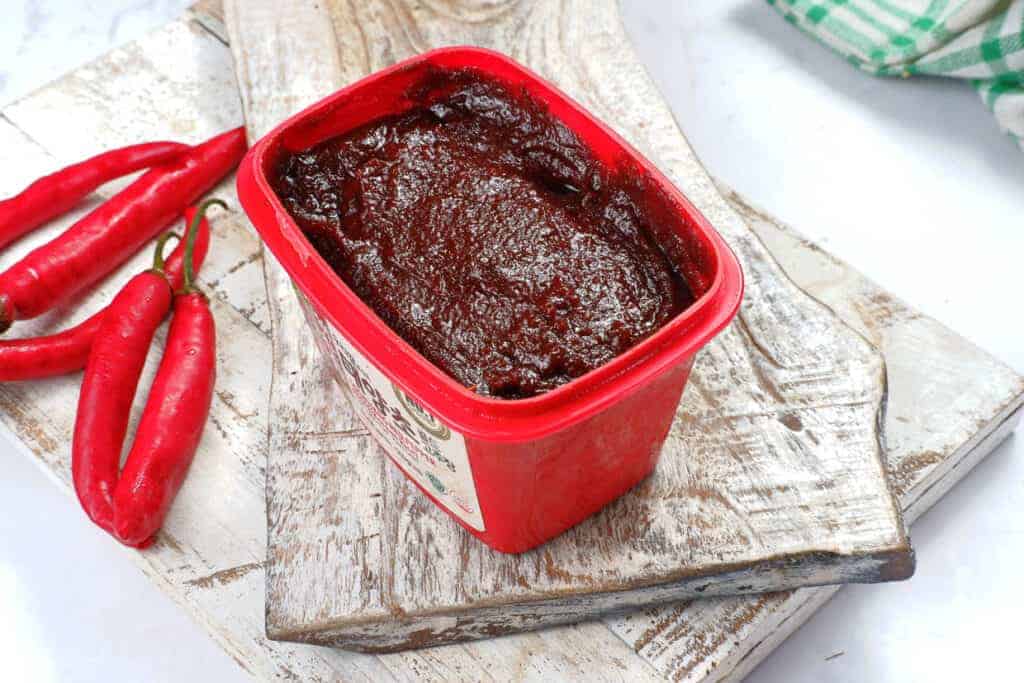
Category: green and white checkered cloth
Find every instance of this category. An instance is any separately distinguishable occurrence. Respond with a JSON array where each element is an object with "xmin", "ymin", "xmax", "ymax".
[{"xmin": 768, "ymin": 0, "xmax": 1024, "ymax": 150}]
